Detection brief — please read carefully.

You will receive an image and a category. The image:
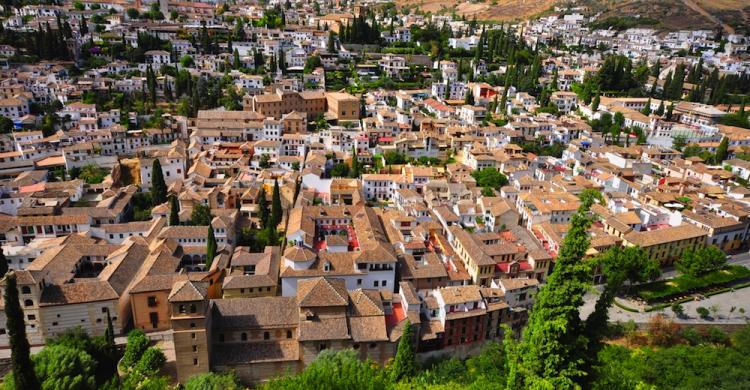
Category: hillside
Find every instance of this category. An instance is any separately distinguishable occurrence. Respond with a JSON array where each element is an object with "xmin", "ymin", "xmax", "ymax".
[
  {"xmin": 395, "ymin": 0, "xmax": 556, "ymax": 22},
  {"xmin": 573, "ymin": 0, "xmax": 750, "ymax": 33},
  {"xmin": 401, "ymin": 0, "xmax": 749, "ymax": 33}
]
